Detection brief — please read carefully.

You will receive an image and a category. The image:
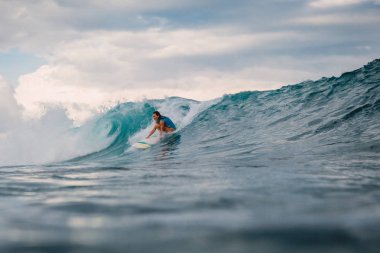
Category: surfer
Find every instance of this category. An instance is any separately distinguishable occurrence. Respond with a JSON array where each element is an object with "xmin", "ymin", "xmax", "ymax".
[{"xmin": 146, "ymin": 111, "xmax": 176, "ymax": 139}]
